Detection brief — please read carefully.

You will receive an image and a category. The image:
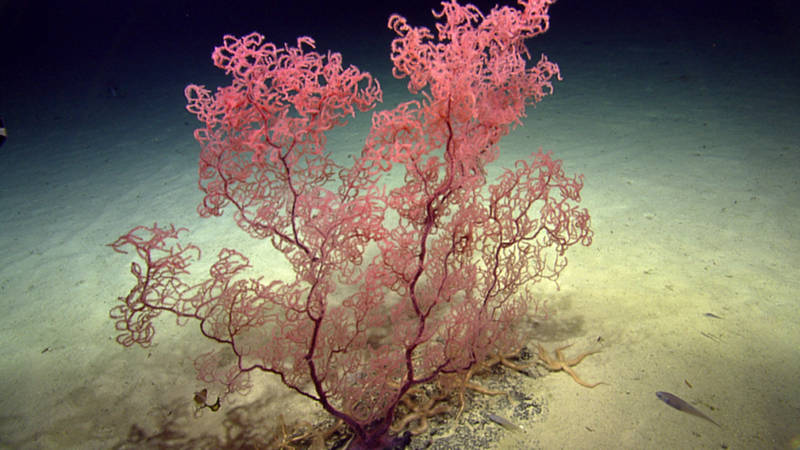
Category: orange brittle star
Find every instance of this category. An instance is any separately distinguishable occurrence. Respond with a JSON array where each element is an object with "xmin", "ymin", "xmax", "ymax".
[
  {"xmin": 535, "ymin": 343, "xmax": 604, "ymax": 388},
  {"xmin": 390, "ymin": 388, "xmax": 450, "ymax": 436}
]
